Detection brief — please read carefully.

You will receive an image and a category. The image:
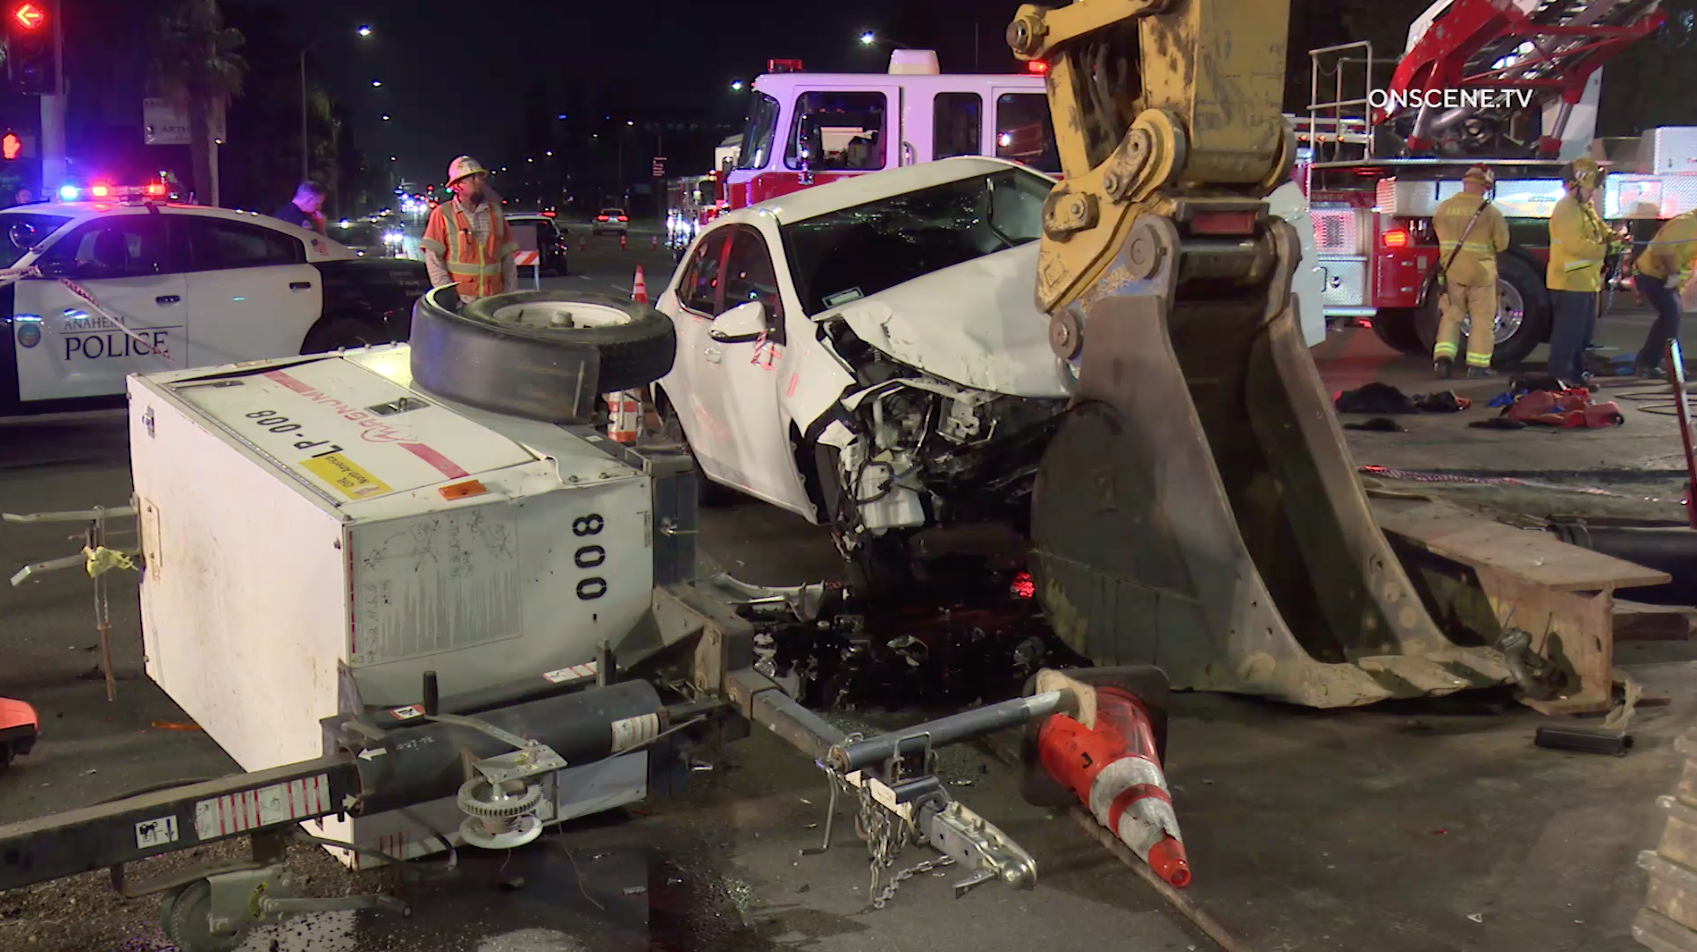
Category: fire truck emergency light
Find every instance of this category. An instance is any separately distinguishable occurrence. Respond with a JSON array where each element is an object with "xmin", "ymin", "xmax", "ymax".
[{"xmin": 1027, "ymin": 60, "xmax": 1049, "ymax": 74}]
